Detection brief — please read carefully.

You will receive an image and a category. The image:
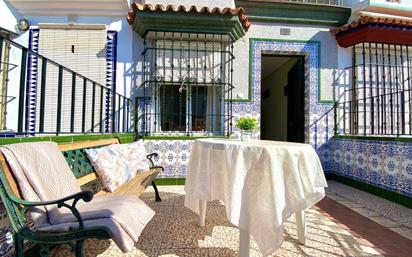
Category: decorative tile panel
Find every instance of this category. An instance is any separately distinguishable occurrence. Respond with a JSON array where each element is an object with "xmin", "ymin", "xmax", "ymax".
[
  {"xmin": 140, "ymin": 39, "xmax": 412, "ymax": 200},
  {"xmin": 144, "ymin": 139, "xmax": 194, "ymax": 178},
  {"xmin": 25, "ymin": 28, "xmax": 40, "ymax": 134},
  {"xmin": 141, "ymin": 39, "xmax": 335, "ymax": 178},
  {"xmin": 328, "ymin": 138, "xmax": 412, "ymax": 197},
  {"xmin": 233, "ymin": 39, "xmax": 334, "ymax": 168}
]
